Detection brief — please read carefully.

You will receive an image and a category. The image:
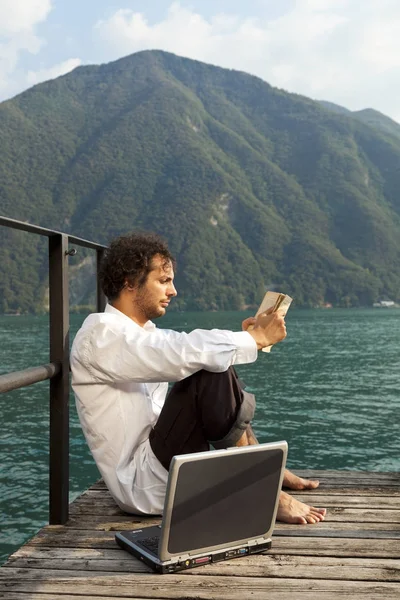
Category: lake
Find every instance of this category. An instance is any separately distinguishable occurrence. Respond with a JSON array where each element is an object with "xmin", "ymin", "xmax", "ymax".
[{"xmin": 0, "ymin": 308, "xmax": 399, "ymax": 563}]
